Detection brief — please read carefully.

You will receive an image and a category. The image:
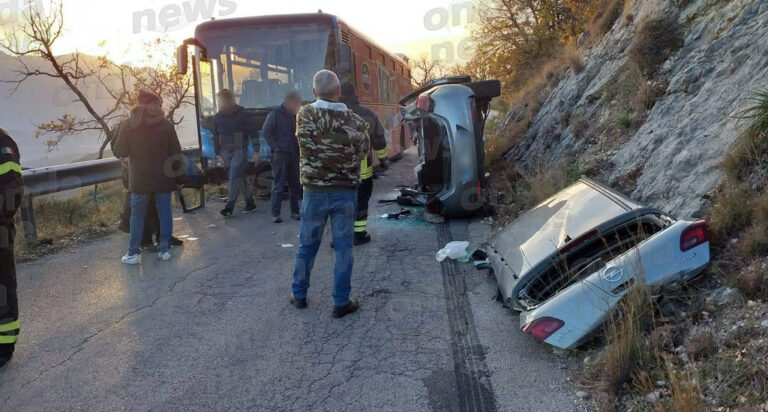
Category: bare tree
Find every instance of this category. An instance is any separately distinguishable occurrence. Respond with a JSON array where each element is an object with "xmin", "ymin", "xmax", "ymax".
[
  {"xmin": 408, "ymin": 54, "xmax": 449, "ymax": 89},
  {"xmin": 0, "ymin": 1, "xmax": 193, "ymax": 159}
]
